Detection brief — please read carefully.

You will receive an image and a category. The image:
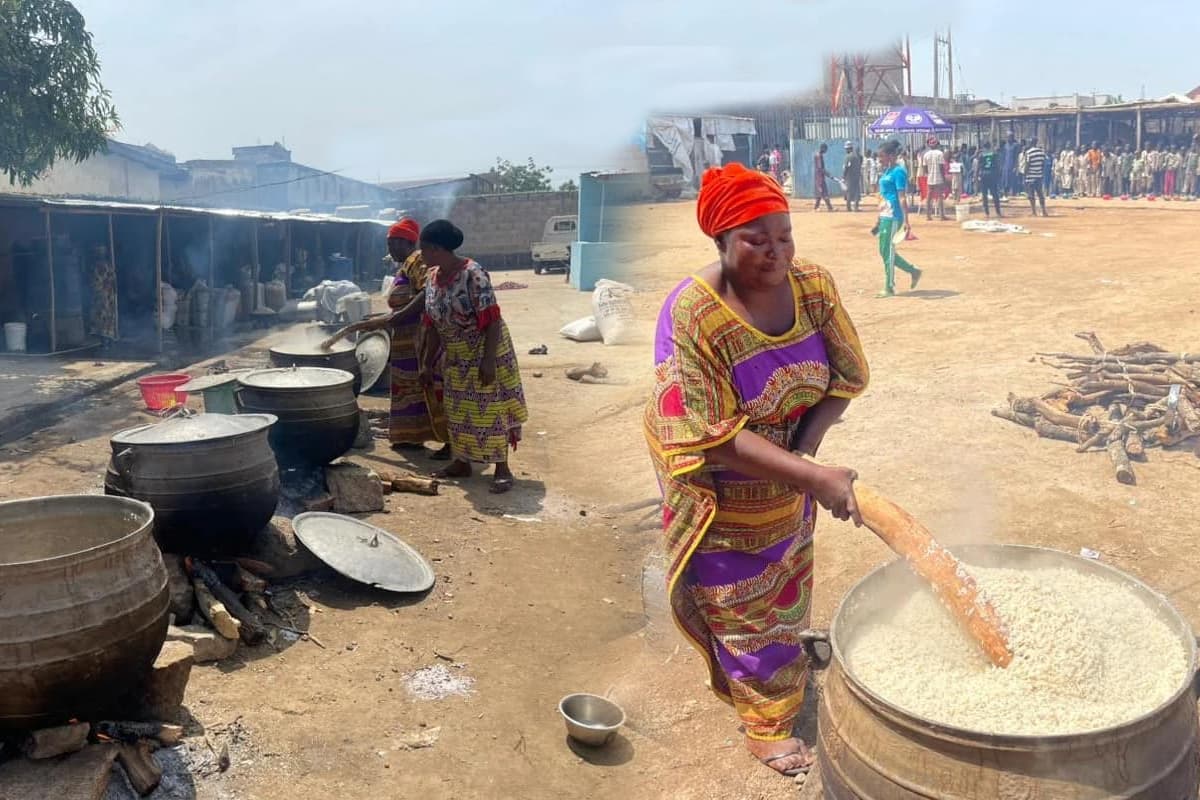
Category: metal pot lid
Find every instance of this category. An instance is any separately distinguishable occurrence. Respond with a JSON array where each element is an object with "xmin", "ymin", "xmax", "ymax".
[
  {"xmin": 239, "ymin": 366, "xmax": 355, "ymax": 390},
  {"xmin": 269, "ymin": 339, "xmax": 355, "ymax": 357},
  {"xmin": 177, "ymin": 372, "xmax": 244, "ymax": 393},
  {"xmin": 291, "ymin": 512, "xmax": 435, "ymax": 593},
  {"xmin": 356, "ymin": 331, "xmax": 390, "ymax": 391},
  {"xmin": 111, "ymin": 412, "xmax": 278, "ymax": 445}
]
